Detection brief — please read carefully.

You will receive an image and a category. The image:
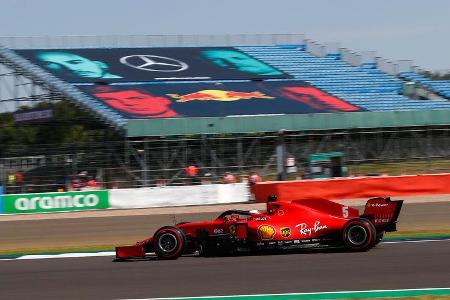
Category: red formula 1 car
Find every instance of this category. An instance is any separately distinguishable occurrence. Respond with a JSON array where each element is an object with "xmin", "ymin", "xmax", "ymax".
[{"xmin": 115, "ymin": 196, "xmax": 403, "ymax": 260}]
